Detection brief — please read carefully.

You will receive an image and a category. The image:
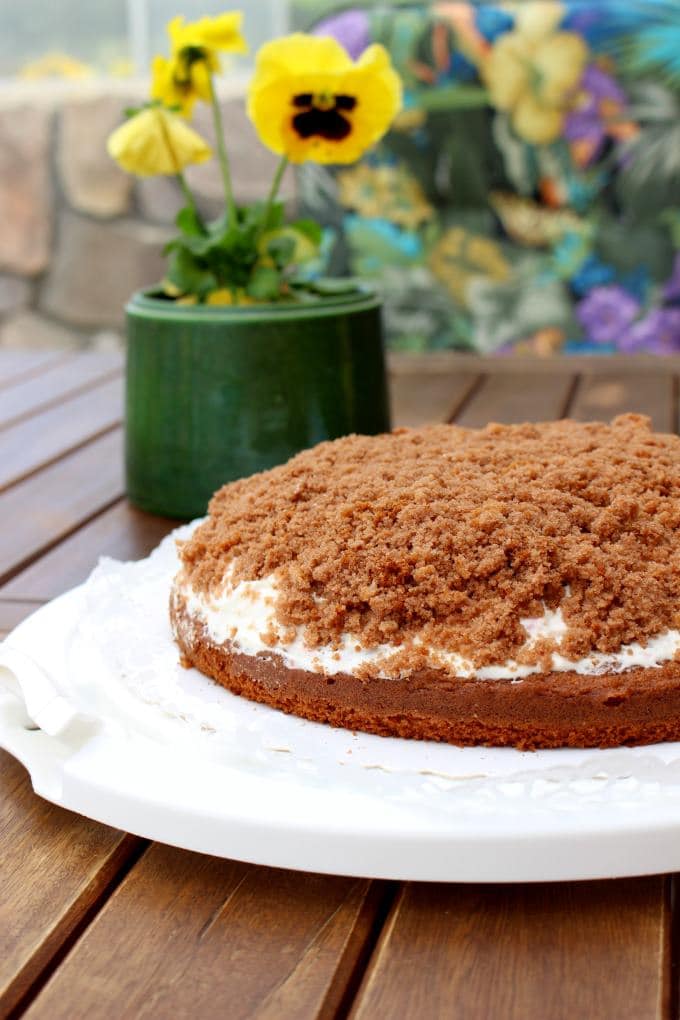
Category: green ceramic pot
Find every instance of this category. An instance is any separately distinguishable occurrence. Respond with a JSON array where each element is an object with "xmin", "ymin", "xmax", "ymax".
[{"xmin": 125, "ymin": 287, "xmax": 390, "ymax": 519}]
